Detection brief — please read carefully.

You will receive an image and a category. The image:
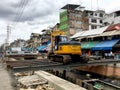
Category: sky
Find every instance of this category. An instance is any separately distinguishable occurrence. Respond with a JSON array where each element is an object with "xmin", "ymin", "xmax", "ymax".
[{"xmin": 0, "ymin": 0, "xmax": 120, "ymax": 45}]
